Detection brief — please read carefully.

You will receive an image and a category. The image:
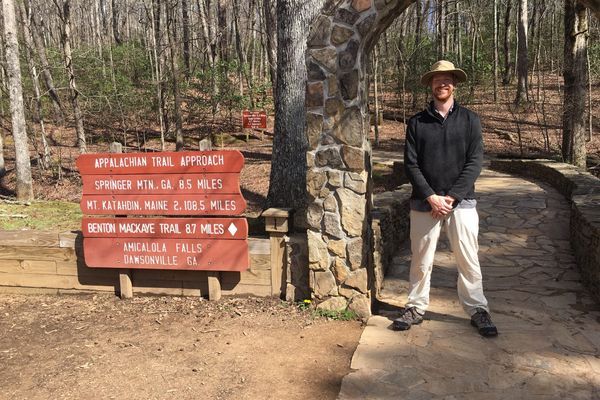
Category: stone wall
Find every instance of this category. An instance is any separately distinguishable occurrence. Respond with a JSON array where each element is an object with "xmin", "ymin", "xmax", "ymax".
[
  {"xmin": 285, "ymin": 233, "xmax": 310, "ymax": 302},
  {"xmin": 490, "ymin": 159, "xmax": 600, "ymax": 302},
  {"xmin": 371, "ymin": 184, "xmax": 411, "ymax": 299},
  {"xmin": 305, "ymin": 0, "xmax": 413, "ymax": 319}
]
